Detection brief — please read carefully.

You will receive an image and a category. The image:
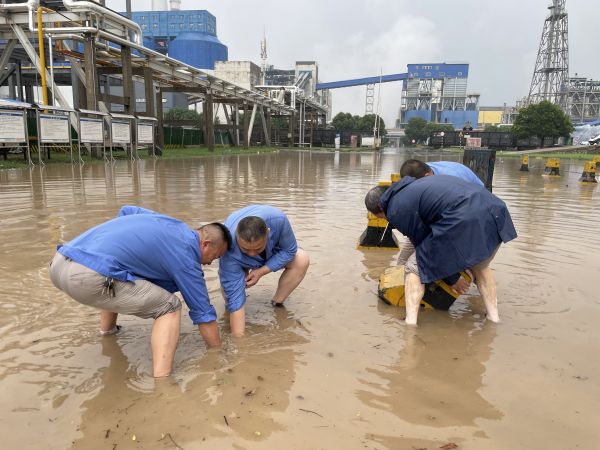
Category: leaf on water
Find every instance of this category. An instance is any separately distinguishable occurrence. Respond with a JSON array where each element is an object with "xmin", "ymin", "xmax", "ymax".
[
  {"xmin": 440, "ymin": 443, "xmax": 458, "ymax": 449},
  {"xmin": 245, "ymin": 389, "xmax": 256, "ymax": 397}
]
